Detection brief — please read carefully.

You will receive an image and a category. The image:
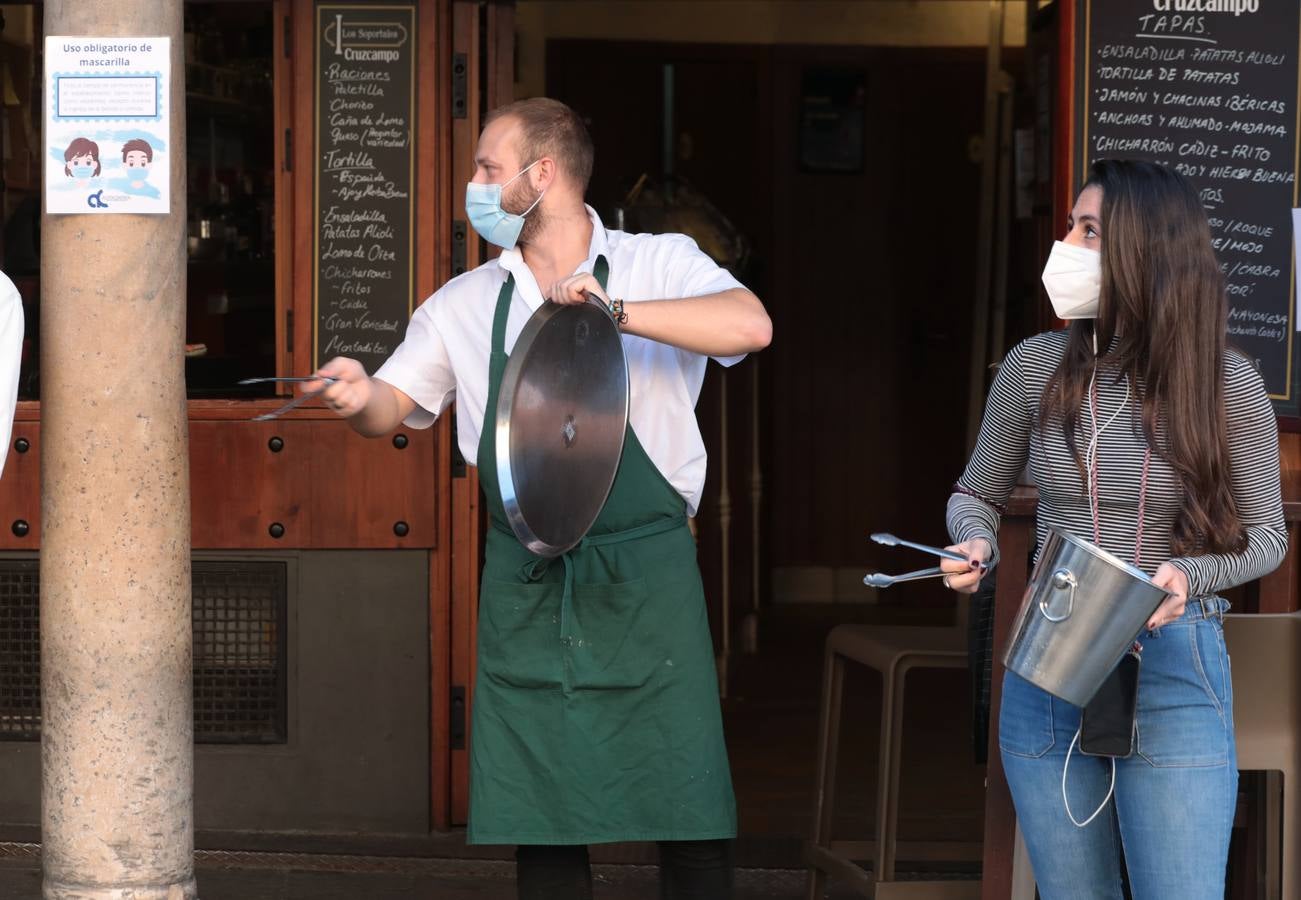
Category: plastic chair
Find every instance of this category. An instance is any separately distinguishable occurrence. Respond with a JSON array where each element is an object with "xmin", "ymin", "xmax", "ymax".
[
  {"xmin": 1224, "ymin": 611, "xmax": 1301, "ymax": 900},
  {"xmin": 804, "ymin": 623, "xmax": 977, "ymax": 899}
]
